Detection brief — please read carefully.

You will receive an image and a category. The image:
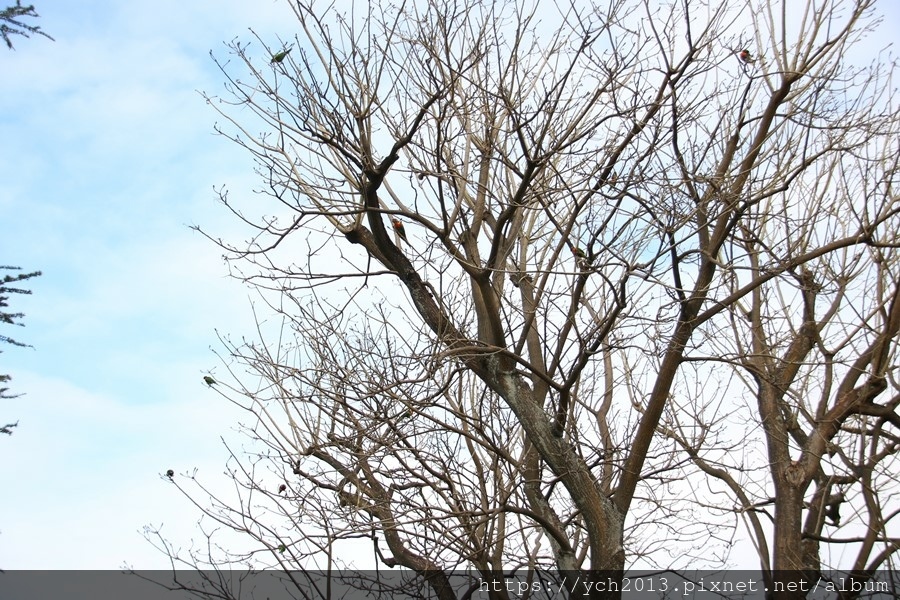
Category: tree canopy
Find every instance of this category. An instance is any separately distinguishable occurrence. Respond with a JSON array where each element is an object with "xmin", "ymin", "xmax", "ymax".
[{"xmin": 155, "ymin": 0, "xmax": 900, "ymax": 596}]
